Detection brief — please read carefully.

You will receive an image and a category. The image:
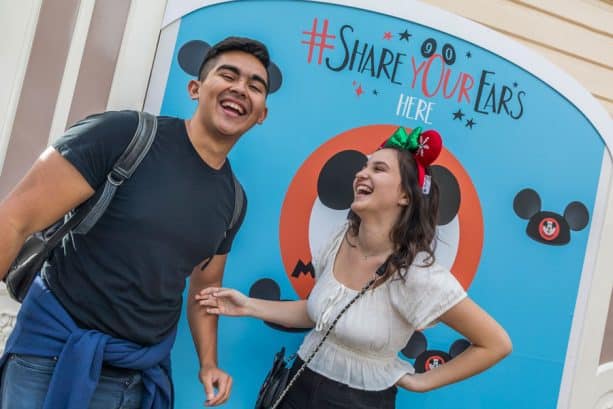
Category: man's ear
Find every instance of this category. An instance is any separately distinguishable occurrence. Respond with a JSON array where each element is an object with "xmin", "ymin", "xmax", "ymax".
[
  {"xmin": 257, "ymin": 107, "xmax": 269, "ymax": 125},
  {"xmin": 187, "ymin": 79, "xmax": 200, "ymax": 100}
]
